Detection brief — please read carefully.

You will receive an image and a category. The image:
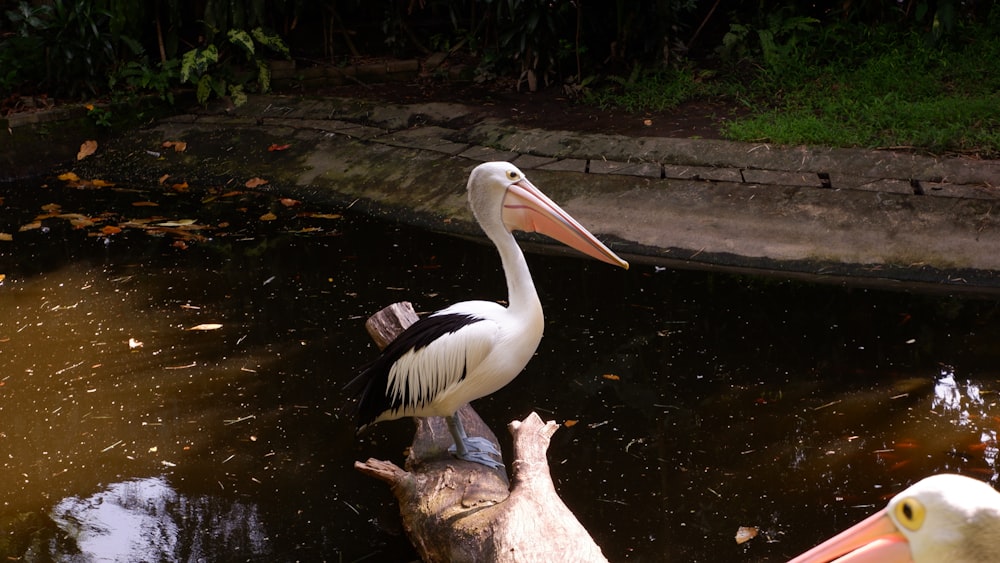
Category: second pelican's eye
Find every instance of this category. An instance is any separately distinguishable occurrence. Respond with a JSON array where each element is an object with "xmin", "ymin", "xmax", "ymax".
[
  {"xmin": 893, "ymin": 497, "xmax": 926, "ymax": 531},
  {"xmin": 506, "ymin": 170, "xmax": 520, "ymax": 181}
]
